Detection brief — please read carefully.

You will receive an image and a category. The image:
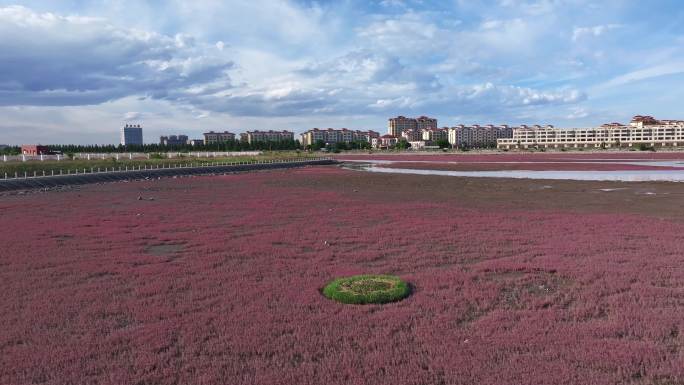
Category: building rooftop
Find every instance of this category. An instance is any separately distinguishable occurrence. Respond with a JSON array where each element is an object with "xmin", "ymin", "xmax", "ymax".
[{"xmin": 246, "ymin": 130, "xmax": 293, "ymax": 134}]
